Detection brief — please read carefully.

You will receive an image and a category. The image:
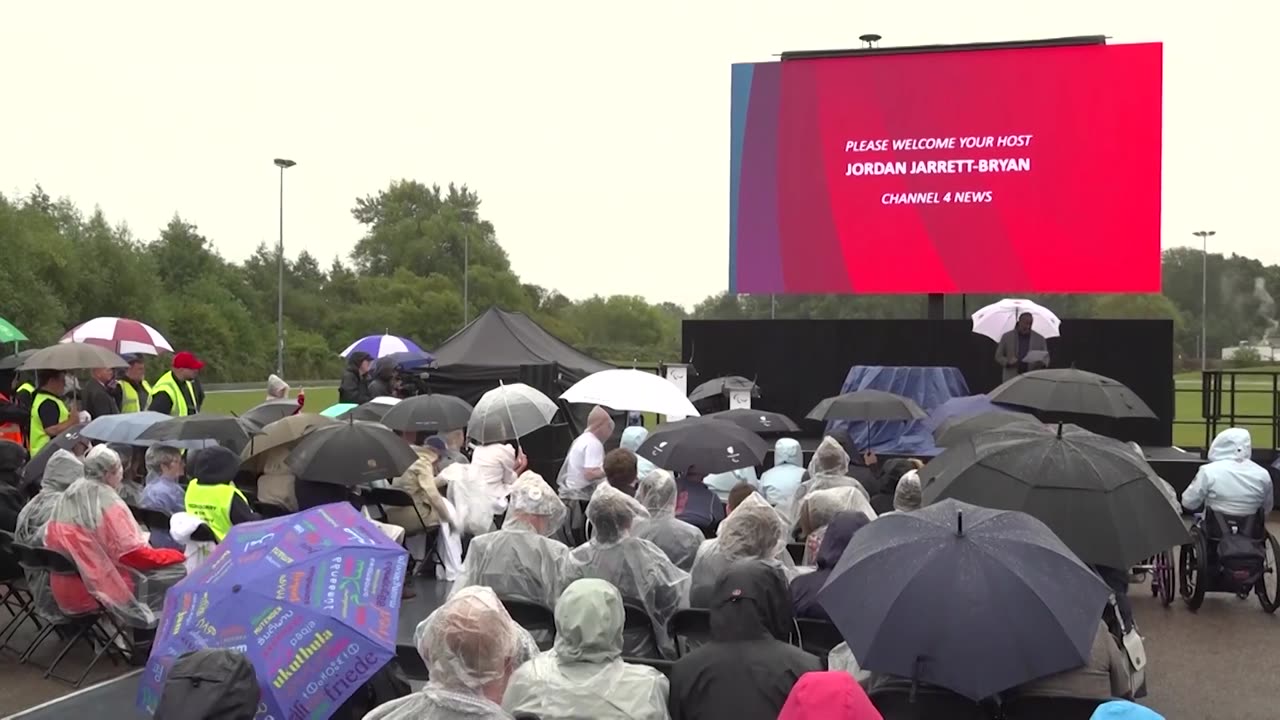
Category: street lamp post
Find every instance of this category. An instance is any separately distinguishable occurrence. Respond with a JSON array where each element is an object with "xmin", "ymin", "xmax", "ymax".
[
  {"xmin": 273, "ymin": 158, "xmax": 297, "ymax": 377},
  {"xmin": 1193, "ymin": 230, "xmax": 1216, "ymax": 372},
  {"xmin": 463, "ymin": 233, "xmax": 469, "ymax": 326}
]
